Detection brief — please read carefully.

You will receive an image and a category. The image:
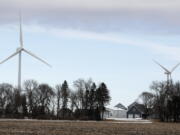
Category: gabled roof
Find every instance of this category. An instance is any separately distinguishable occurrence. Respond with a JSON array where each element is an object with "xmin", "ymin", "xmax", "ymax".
[
  {"xmin": 114, "ymin": 103, "xmax": 127, "ymax": 110},
  {"xmin": 128, "ymin": 102, "xmax": 138, "ymax": 109},
  {"xmin": 134, "ymin": 104, "xmax": 146, "ymax": 113},
  {"xmin": 128, "ymin": 102, "xmax": 145, "ymax": 113}
]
